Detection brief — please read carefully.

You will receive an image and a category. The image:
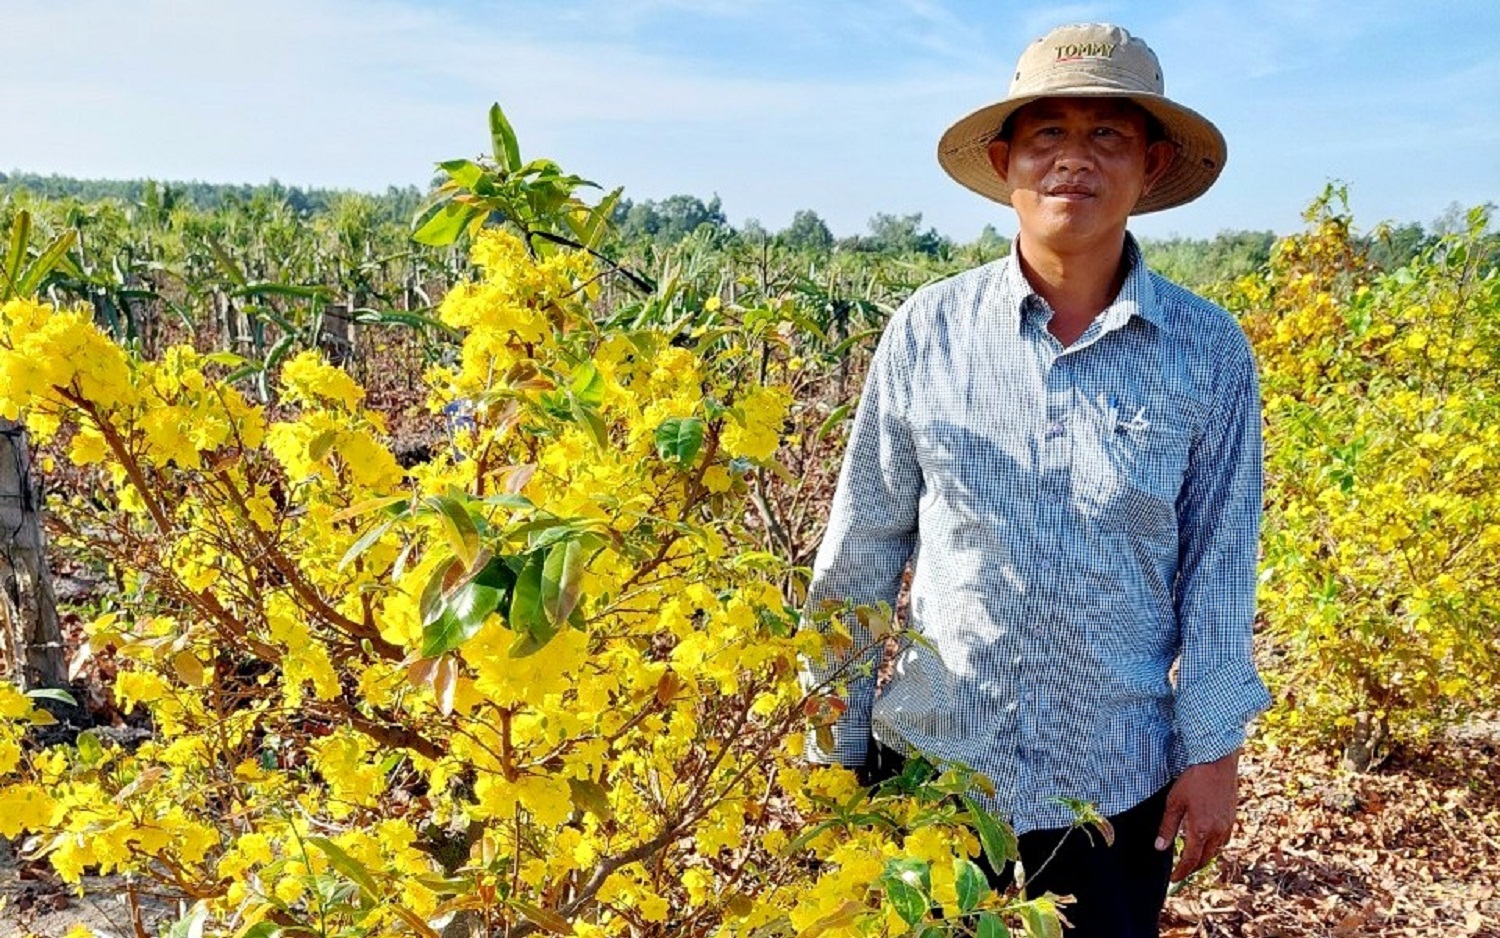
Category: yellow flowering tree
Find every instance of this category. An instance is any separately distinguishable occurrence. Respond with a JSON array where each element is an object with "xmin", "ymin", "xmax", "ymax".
[
  {"xmin": 0, "ymin": 202, "xmax": 1063, "ymax": 935},
  {"xmin": 1229, "ymin": 191, "xmax": 1500, "ymax": 766}
]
